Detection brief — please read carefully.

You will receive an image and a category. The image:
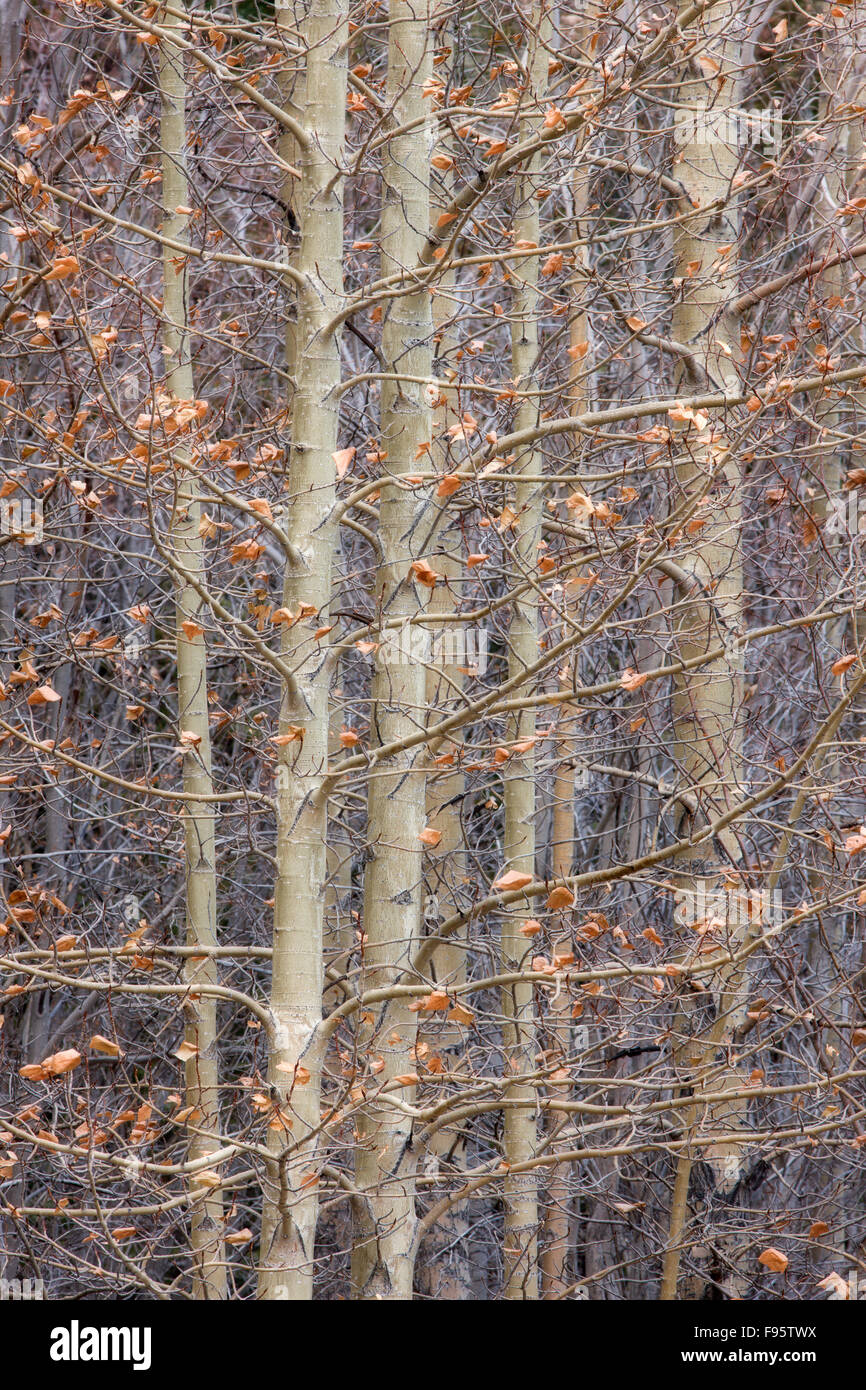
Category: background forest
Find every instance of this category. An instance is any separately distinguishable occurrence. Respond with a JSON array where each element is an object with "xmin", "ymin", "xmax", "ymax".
[{"xmin": 1, "ymin": 0, "xmax": 865, "ymax": 1302}]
